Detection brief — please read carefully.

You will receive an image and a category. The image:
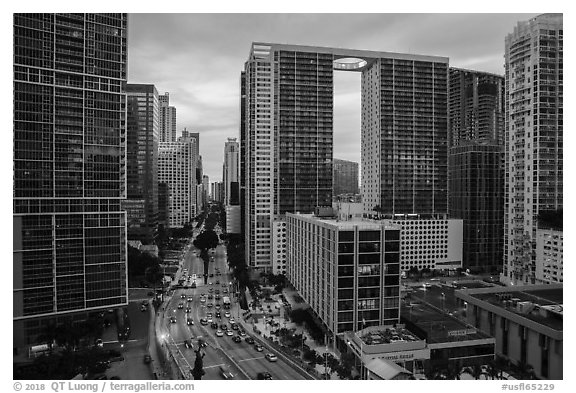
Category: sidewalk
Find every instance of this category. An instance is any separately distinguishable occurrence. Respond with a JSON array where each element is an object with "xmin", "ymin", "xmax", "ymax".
[{"xmin": 241, "ymin": 285, "xmax": 343, "ymax": 379}]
